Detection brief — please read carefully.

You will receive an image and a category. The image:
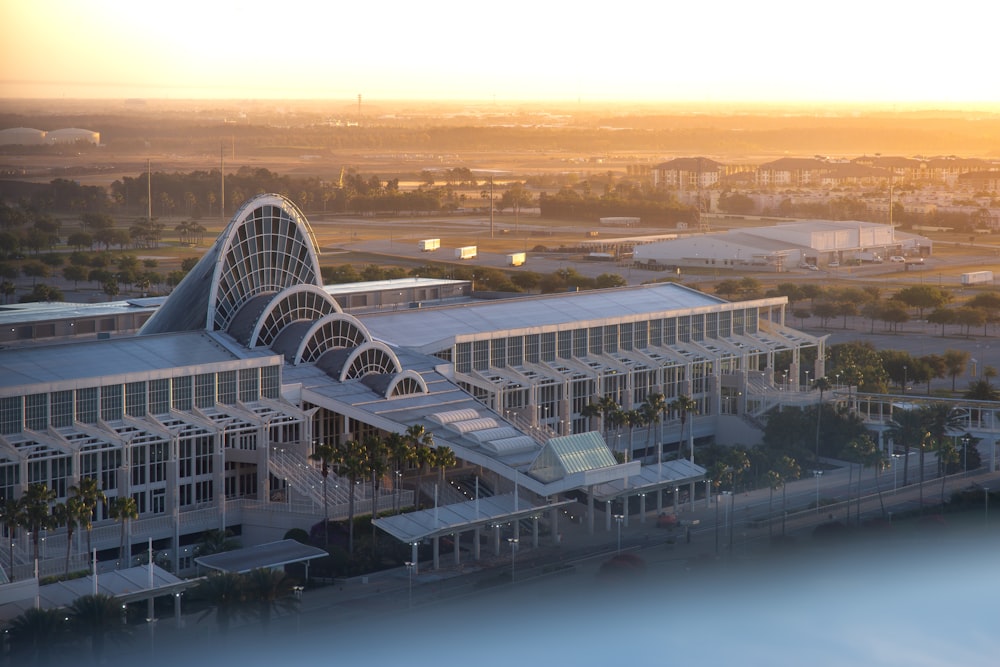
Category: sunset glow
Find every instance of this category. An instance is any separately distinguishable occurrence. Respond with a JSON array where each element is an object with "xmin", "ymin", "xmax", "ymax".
[{"xmin": 2, "ymin": 0, "xmax": 999, "ymax": 108}]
